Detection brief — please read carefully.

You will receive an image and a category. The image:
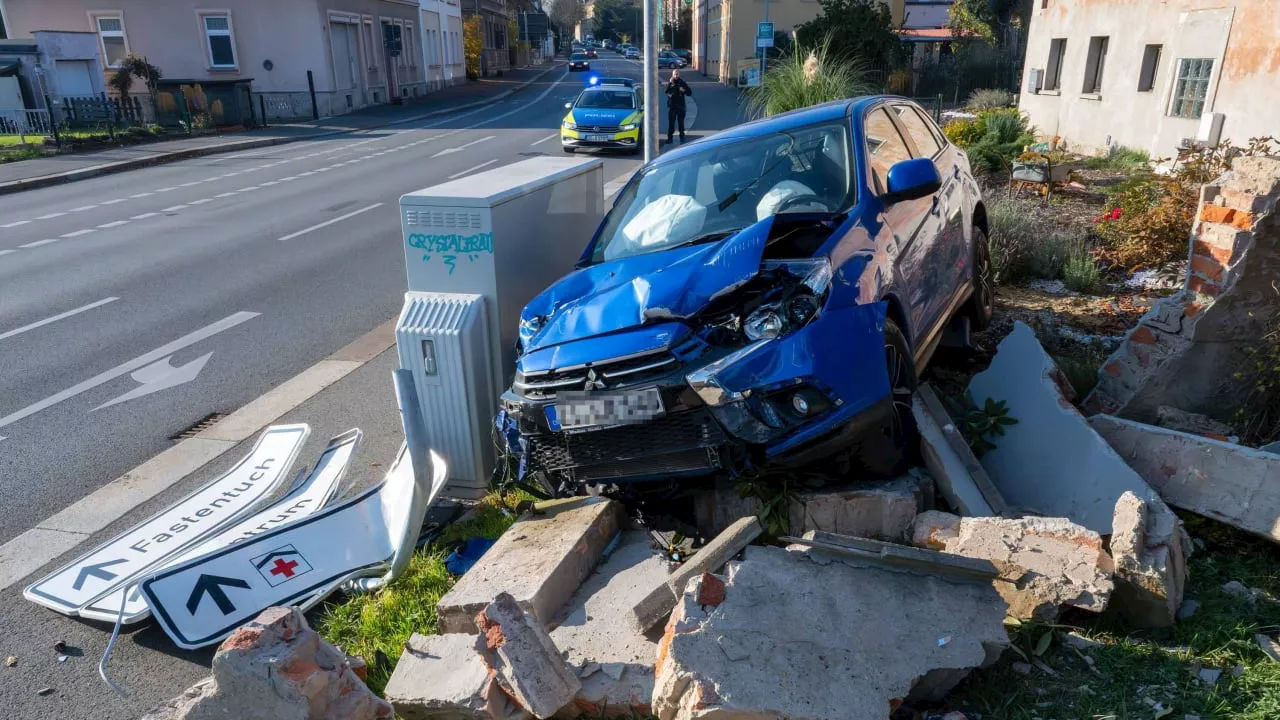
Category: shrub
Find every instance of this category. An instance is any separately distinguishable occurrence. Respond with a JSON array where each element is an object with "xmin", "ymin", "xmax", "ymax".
[
  {"xmin": 1063, "ymin": 241, "xmax": 1102, "ymax": 293},
  {"xmin": 1084, "ymin": 146, "xmax": 1150, "ymax": 171},
  {"xmin": 744, "ymin": 37, "xmax": 872, "ymax": 119},
  {"xmin": 966, "ymin": 88, "xmax": 1013, "ymax": 112},
  {"xmin": 986, "ymin": 195, "xmax": 1037, "ymax": 284},
  {"xmin": 1025, "ymin": 232, "xmax": 1071, "ymax": 281},
  {"xmin": 944, "ymin": 115, "xmax": 985, "ymax": 147},
  {"xmin": 1234, "ymin": 292, "xmax": 1280, "ymax": 445},
  {"xmin": 958, "ymin": 108, "xmax": 1036, "ymax": 172}
]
